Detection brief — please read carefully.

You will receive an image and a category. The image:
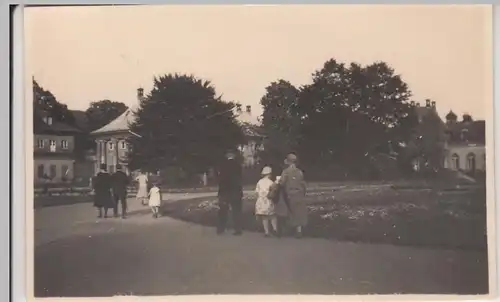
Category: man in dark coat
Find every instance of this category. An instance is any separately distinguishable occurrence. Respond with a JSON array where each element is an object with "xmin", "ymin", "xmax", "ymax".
[
  {"xmin": 216, "ymin": 149, "xmax": 244, "ymax": 235},
  {"xmin": 112, "ymin": 164, "xmax": 130, "ymax": 219},
  {"xmin": 92, "ymin": 164, "xmax": 114, "ymax": 218}
]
